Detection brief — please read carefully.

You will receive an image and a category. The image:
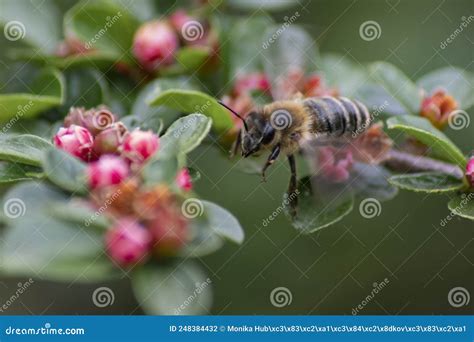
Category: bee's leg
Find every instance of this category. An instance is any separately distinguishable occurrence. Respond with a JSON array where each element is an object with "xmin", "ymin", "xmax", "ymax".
[
  {"xmin": 261, "ymin": 144, "xmax": 281, "ymax": 182},
  {"xmin": 288, "ymin": 154, "xmax": 298, "ymax": 217},
  {"xmin": 230, "ymin": 129, "xmax": 241, "ymax": 158}
]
